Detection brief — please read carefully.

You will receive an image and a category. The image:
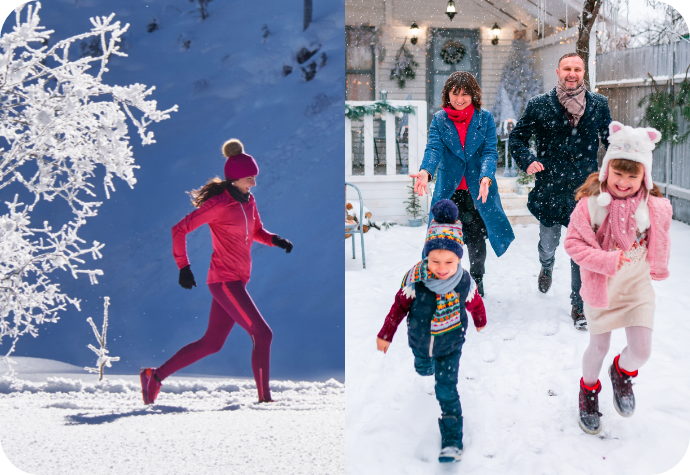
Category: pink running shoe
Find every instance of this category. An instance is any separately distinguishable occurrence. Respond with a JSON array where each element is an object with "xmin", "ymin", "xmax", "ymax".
[
  {"xmin": 139, "ymin": 368, "xmax": 151, "ymax": 404},
  {"xmin": 140, "ymin": 368, "xmax": 162, "ymax": 405}
]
